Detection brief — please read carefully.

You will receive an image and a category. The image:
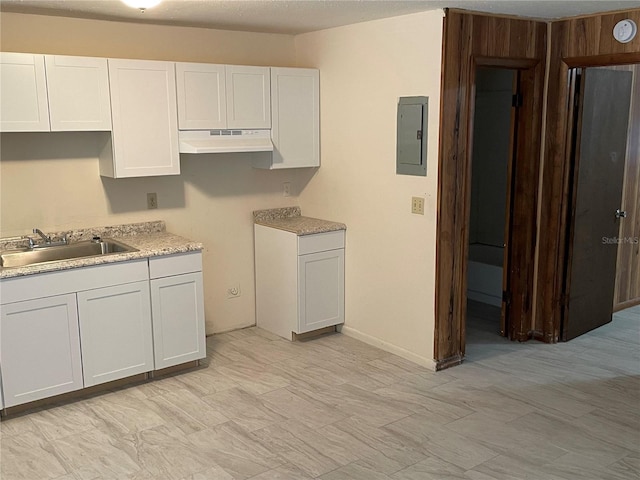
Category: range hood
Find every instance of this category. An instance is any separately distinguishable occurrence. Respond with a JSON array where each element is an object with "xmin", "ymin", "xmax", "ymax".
[{"xmin": 179, "ymin": 129, "xmax": 273, "ymax": 154}]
